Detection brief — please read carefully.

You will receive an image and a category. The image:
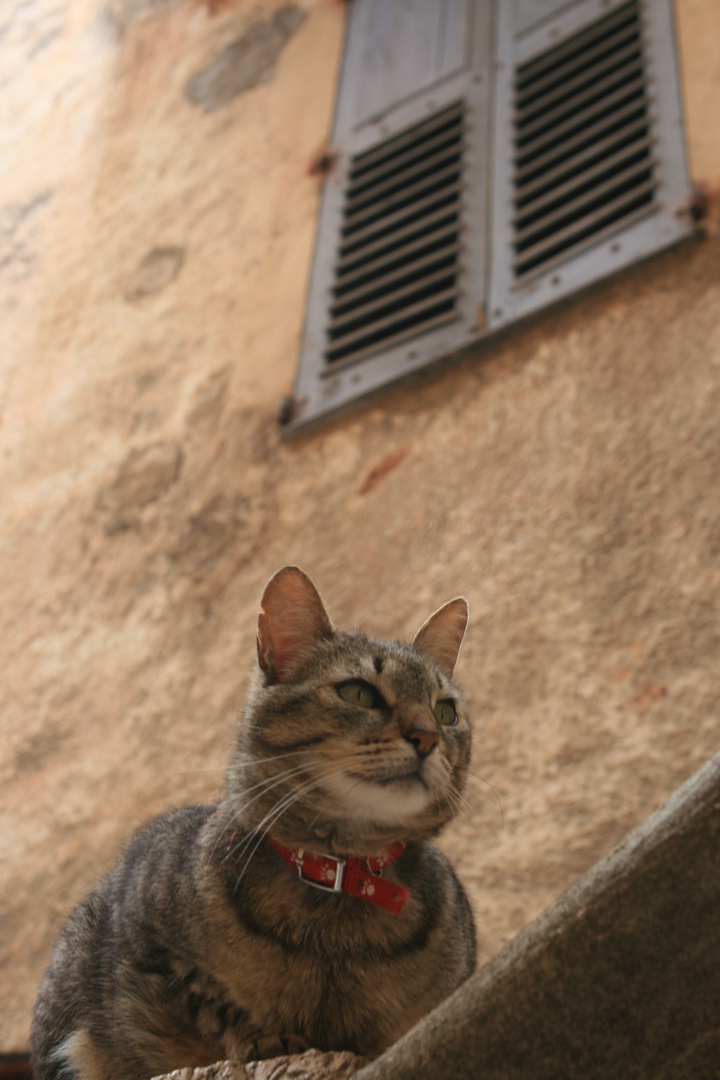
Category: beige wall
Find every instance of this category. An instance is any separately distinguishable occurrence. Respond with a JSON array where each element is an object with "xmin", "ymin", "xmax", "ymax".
[
  {"xmin": 676, "ymin": 0, "xmax": 720, "ymax": 187},
  {"xmin": 1, "ymin": 0, "xmax": 720, "ymax": 1052}
]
